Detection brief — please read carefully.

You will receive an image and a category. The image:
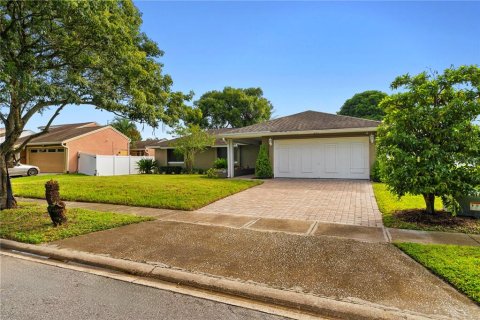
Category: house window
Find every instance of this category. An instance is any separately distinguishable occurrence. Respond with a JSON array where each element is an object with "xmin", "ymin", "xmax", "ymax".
[
  {"xmin": 30, "ymin": 148, "xmax": 64, "ymax": 153},
  {"xmin": 167, "ymin": 149, "xmax": 184, "ymax": 163},
  {"xmin": 216, "ymin": 147, "xmax": 227, "ymax": 159},
  {"xmin": 216, "ymin": 146, "xmax": 238, "ymax": 163}
]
